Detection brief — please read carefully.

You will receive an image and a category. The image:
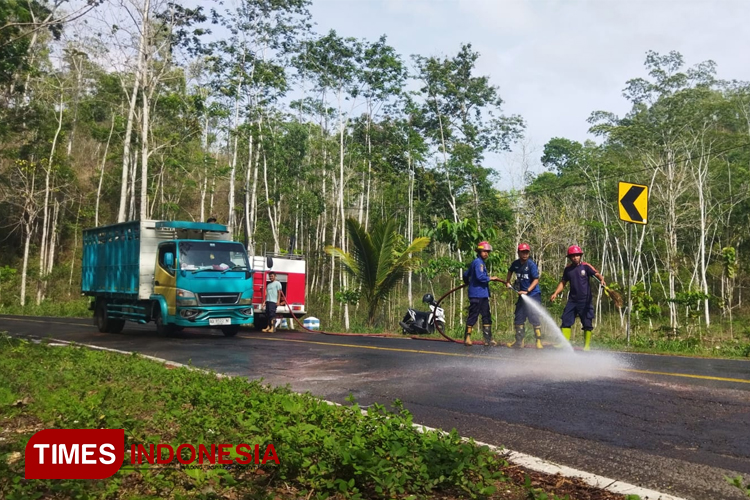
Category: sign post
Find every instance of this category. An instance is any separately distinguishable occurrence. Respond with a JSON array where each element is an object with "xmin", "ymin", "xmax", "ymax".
[{"xmin": 618, "ymin": 182, "xmax": 648, "ymax": 345}]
